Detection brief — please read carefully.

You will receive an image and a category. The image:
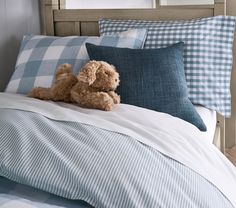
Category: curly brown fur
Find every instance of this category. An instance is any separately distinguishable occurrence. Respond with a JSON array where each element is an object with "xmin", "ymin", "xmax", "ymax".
[
  {"xmin": 28, "ymin": 63, "xmax": 78, "ymax": 102},
  {"xmin": 28, "ymin": 87, "xmax": 51, "ymax": 100},
  {"xmin": 71, "ymin": 61, "xmax": 120, "ymax": 111}
]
